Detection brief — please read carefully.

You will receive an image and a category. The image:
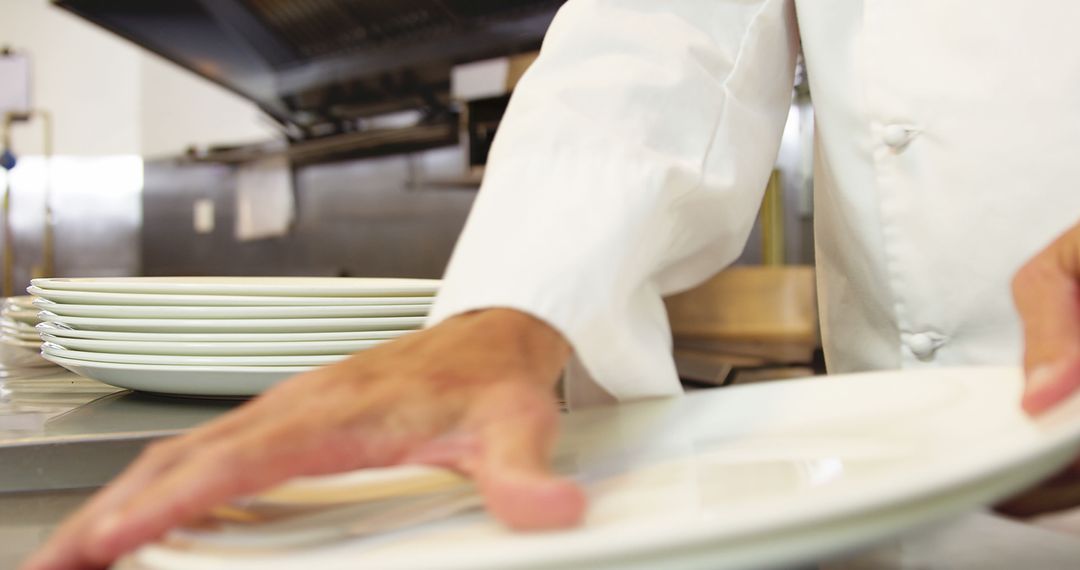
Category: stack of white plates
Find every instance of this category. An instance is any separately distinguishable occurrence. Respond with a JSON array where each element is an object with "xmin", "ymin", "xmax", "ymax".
[
  {"xmin": 0, "ymin": 295, "xmax": 55, "ymax": 368},
  {"xmin": 30, "ymin": 277, "xmax": 439, "ymax": 397}
]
